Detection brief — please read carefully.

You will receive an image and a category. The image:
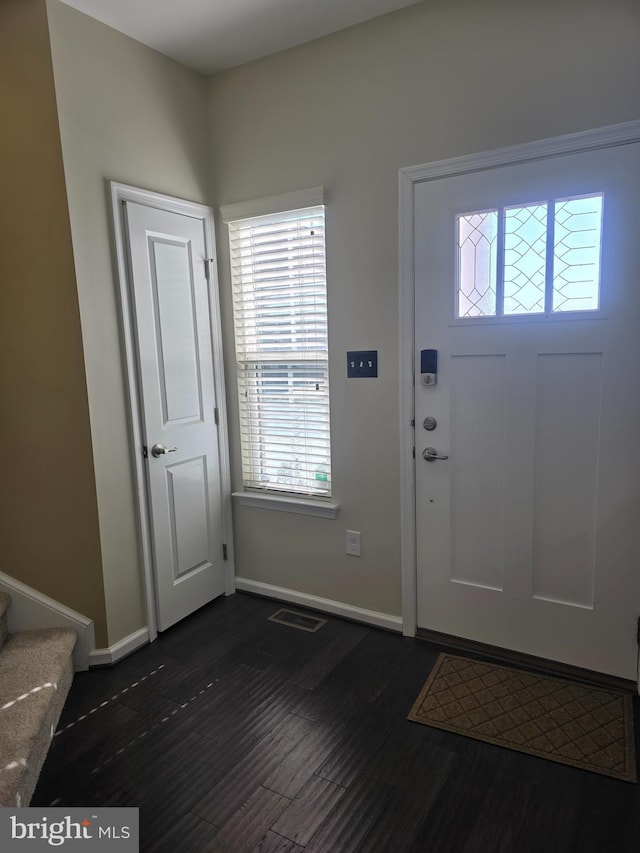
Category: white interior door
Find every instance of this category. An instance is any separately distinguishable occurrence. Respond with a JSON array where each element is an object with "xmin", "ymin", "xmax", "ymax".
[
  {"xmin": 124, "ymin": 201, "xmax": 226, "ymax": 630},
  {"xmin": 414, "ymin": 142, "xmax": 640, "ymax": 680}
]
